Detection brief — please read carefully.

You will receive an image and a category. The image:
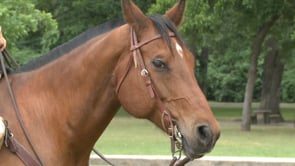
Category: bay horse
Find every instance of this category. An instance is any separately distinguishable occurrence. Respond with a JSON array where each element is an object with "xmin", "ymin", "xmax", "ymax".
[{"xmin": 0, "ymin": 0, "xmax": 220, "ymax": 165}]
